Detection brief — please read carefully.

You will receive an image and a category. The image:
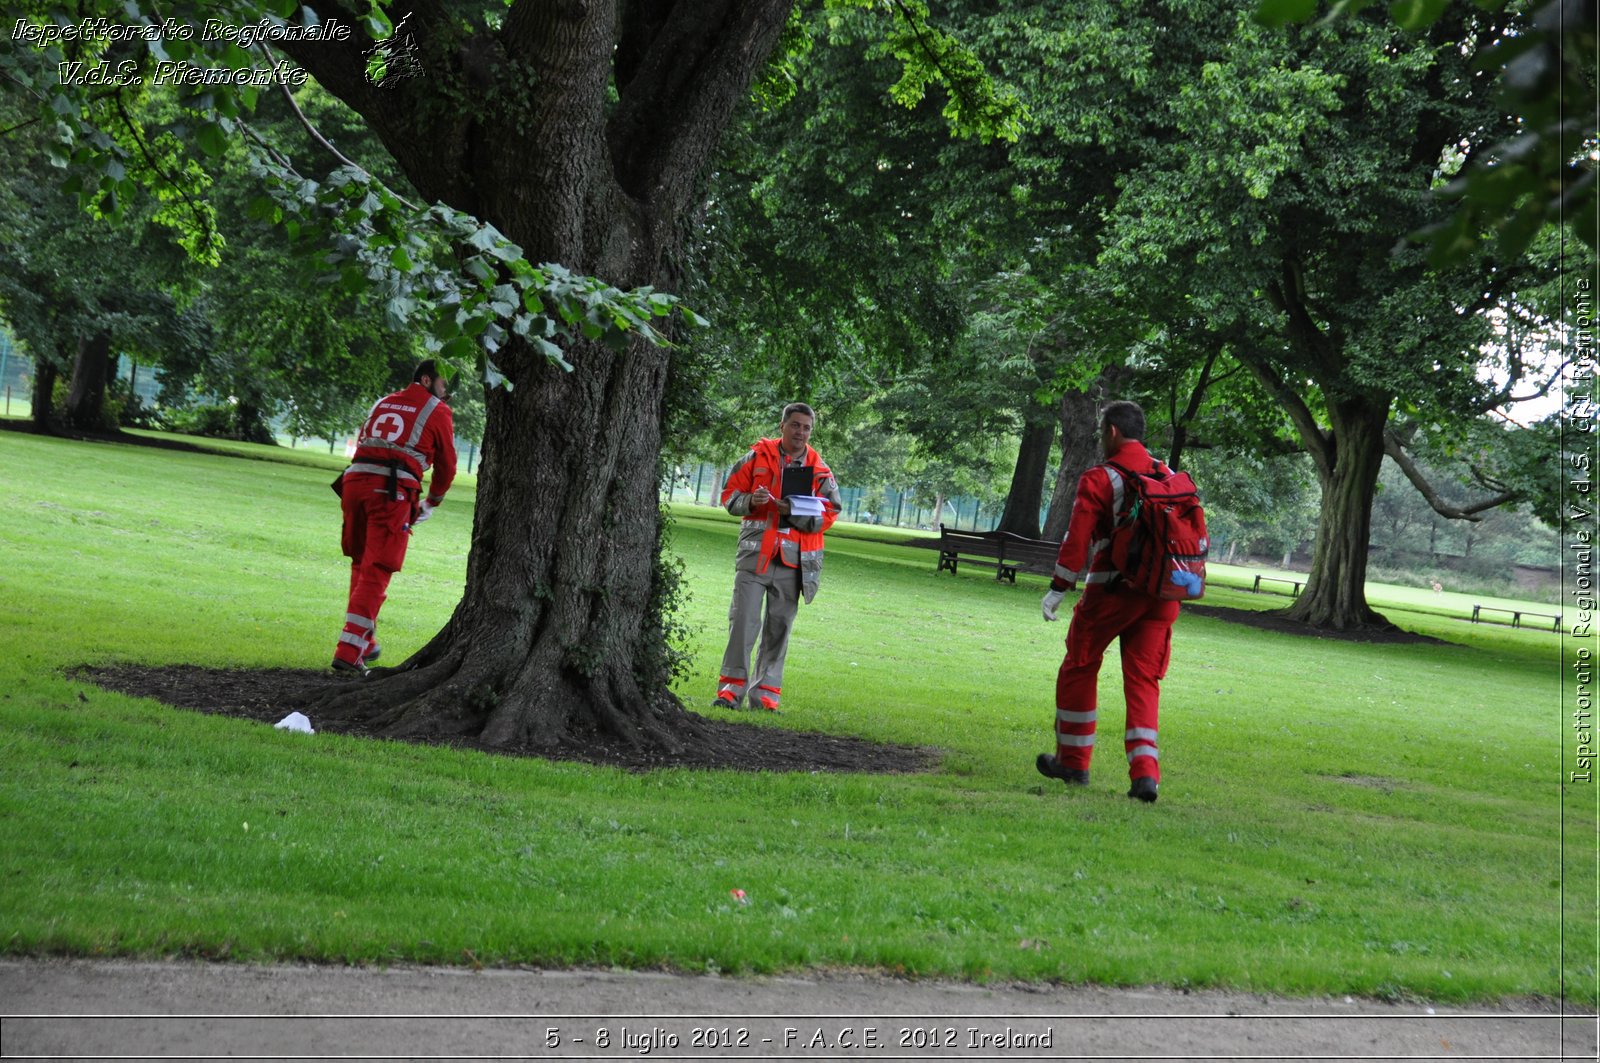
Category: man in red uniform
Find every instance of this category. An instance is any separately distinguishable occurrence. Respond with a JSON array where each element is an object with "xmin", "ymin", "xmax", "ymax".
[
  {"xmin": 1036, "ymin": 400, "xmax": 1179, "ymax": 803},
  {"xmin": 713, "ymin": 403, "xmax": 842, "ymax": 712},
  {"xmin": 331, "ymin": 360, "xmax": 457, "ymax": 673}
]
